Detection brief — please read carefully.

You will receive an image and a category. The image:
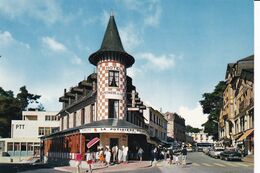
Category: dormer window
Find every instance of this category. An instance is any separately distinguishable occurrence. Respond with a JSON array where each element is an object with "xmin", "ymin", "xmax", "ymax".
[{"xmin": 109, "ymin": 70, "xmax": 119, "ymax": 87}]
